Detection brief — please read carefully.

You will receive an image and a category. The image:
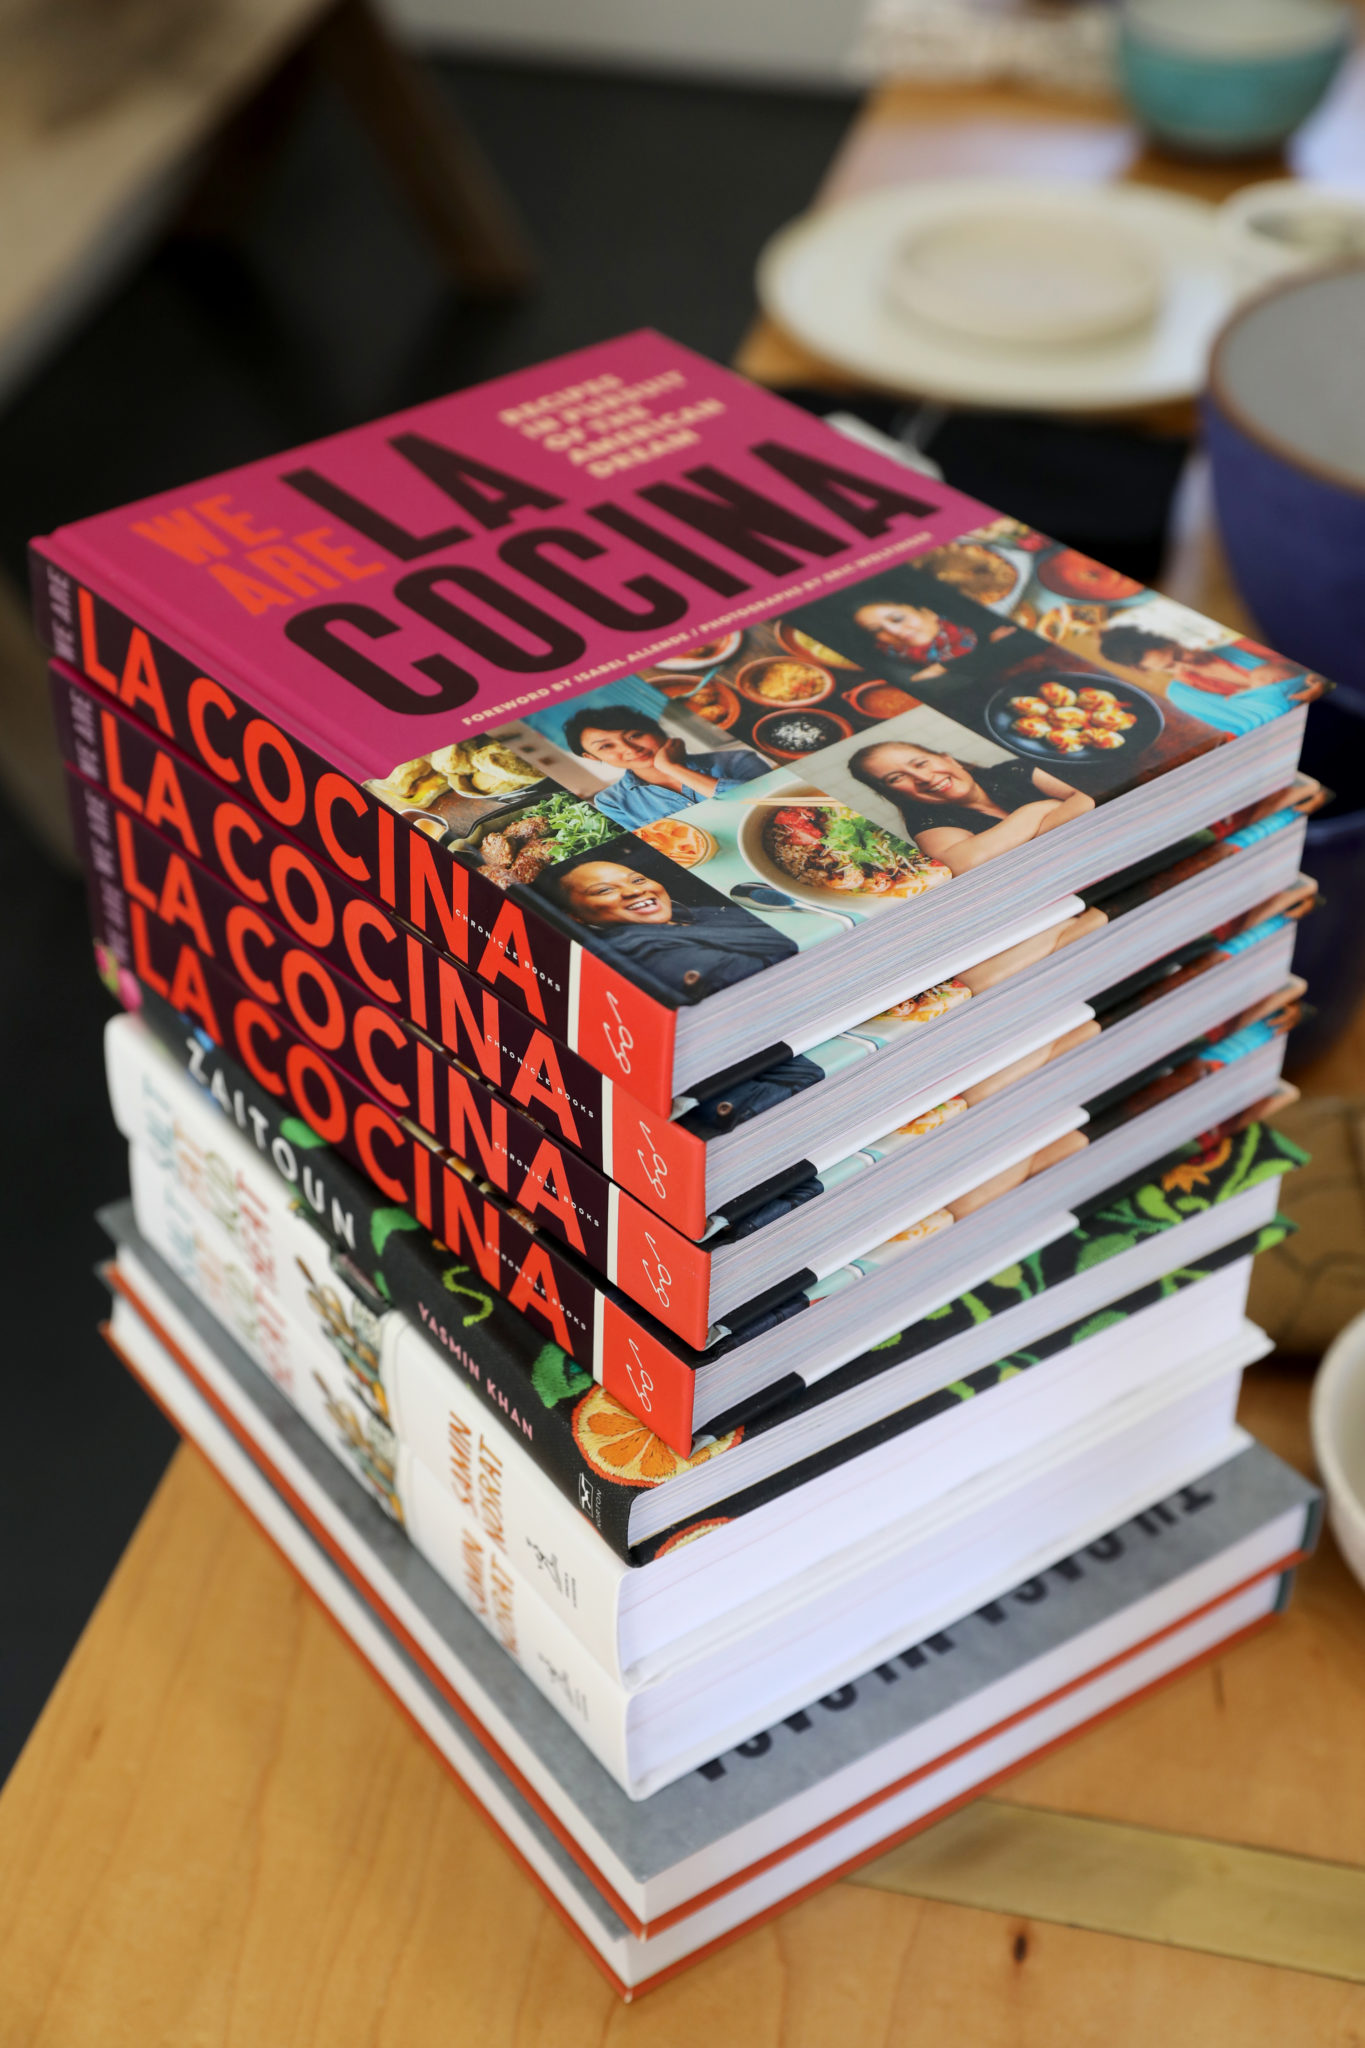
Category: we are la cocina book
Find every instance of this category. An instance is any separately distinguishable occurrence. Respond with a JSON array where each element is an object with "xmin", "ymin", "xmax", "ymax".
[
  {"xmin": 32, "ymin": 333, "xmax": 1320, "ymax": 1115},
  {"xmin": 51, "ymin": 654, "xmax": 1320, "ymax": 1244}
]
